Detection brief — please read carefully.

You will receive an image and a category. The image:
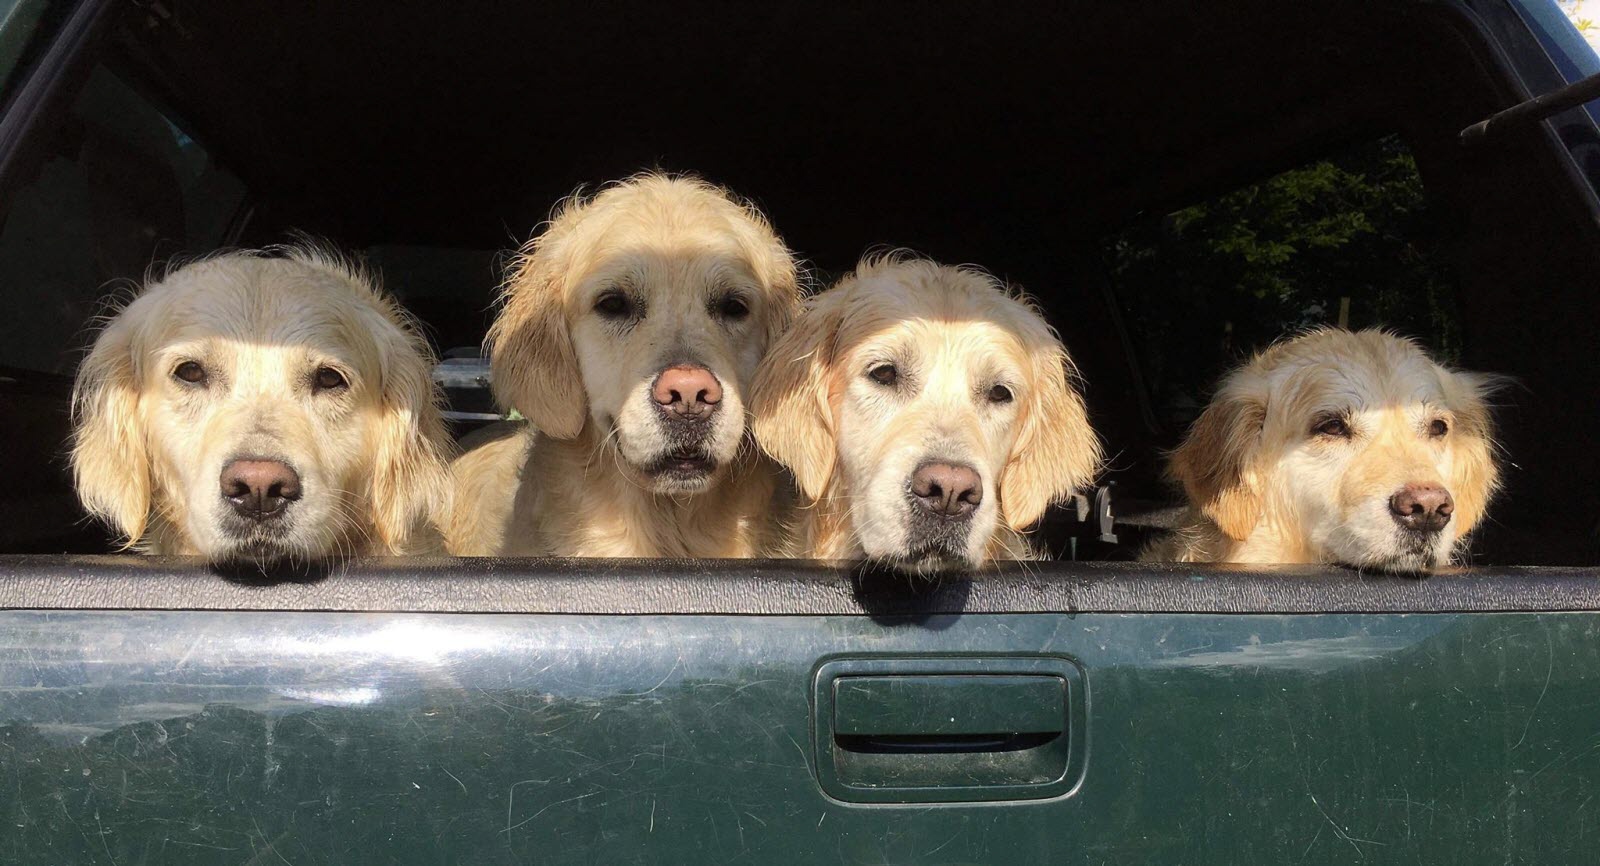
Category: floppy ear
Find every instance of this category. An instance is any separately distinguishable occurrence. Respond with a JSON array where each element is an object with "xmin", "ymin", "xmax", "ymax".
[
  {"xmin": 761, "ymin": 260, "xmax": 803, "ymax": 359},
  {"xmin": 368, "ymin": 327, "xmax": 454, "ymax": 554},
  {"xmin": 486, "ymin": 243, "xmax": 587, "ymax": 439},
  {"xmin": 1000, "ymin": 345, "xmax": 1104, "ymax": 532},
  {"xmin": 750, "ymin": 289, "xmax": 845, "ymax": 500},
  {"xmin": 1168, "ymin": 390, "xmax": 1267, "ymax": 541},
  {"xmin": 1443, "ymin": 369, "xmax": 1504, "ymax": 535},
  {"xmin": 723, "ymin": 197, "xmax": 803, "ymax": 356},
  {"xmin": 71, "ymin": 314, "xmax": 152, "ymax": 546}
]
